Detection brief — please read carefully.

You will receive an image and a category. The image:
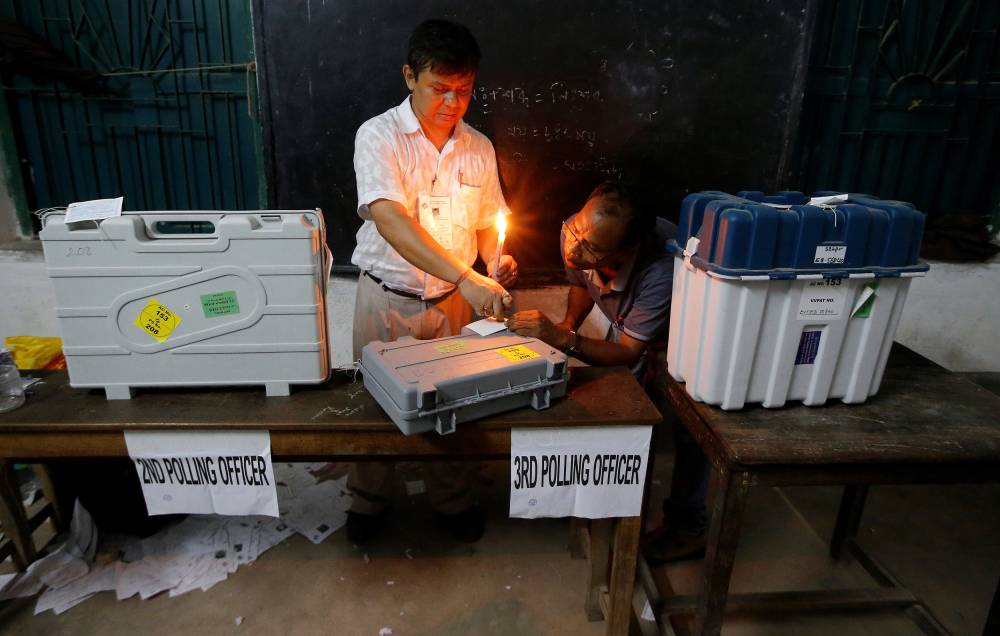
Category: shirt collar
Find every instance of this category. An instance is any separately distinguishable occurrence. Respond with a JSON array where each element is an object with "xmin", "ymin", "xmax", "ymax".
[
  {"xmin": 396, "ymin": 96, "xmax": 468, "ymax": 143},
  {"xmin": 610, "ymin": 248, "xmax": 639, "ymax": 292},
  {"xmin": 586, "ymin": 247, "xmax": 639, "ymax": 296}
]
